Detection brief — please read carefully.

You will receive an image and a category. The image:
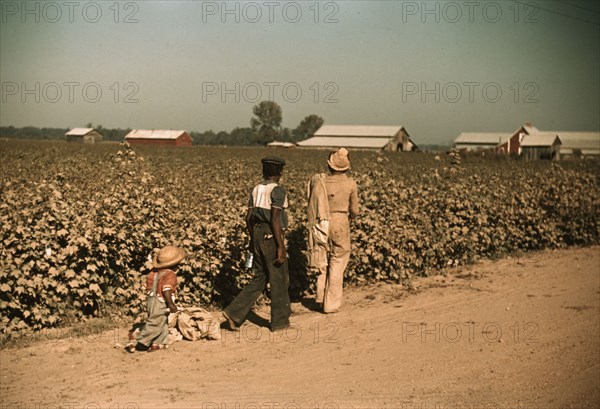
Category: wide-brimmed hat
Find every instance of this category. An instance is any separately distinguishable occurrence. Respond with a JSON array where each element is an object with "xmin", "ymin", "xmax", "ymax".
[
  {"xmin": 153, "ymin": 246, "xmax": 186, "ymax": 269},
  {"xmin": 327, "ymin": 148, "xmax": 350, "ymax": 171}
]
